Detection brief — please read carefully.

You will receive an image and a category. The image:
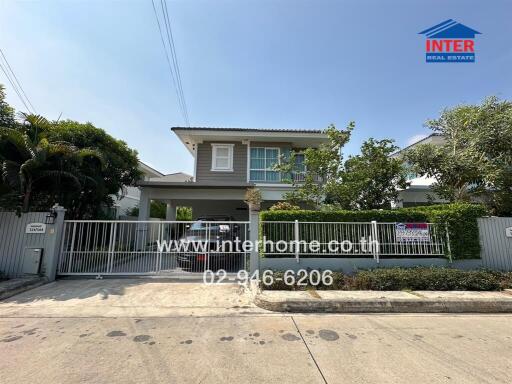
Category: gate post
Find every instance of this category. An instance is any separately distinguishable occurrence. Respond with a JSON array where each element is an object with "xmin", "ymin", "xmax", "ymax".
[
  {"xmin": 371, "ymin": 220, "xmax": 380, "ymax": 263},
  {"xmin": 43, "ymin": 205, "xmax": 66, "ymax": 281},
  {"xmin": 249, "ymin": 210, "xmax": 260, "ymax": 274}
]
